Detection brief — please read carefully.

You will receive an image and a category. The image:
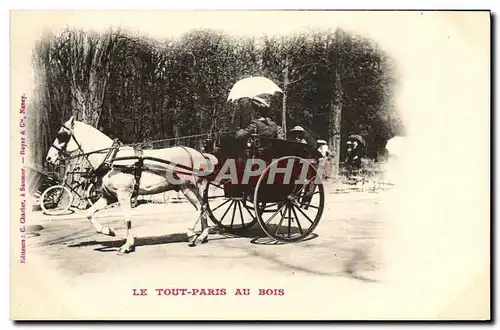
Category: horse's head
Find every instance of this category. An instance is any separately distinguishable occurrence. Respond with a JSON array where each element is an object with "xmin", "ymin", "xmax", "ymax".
[{"xmin": 46, "ymin": 116, "xmax": 80, "ymax": 166}]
